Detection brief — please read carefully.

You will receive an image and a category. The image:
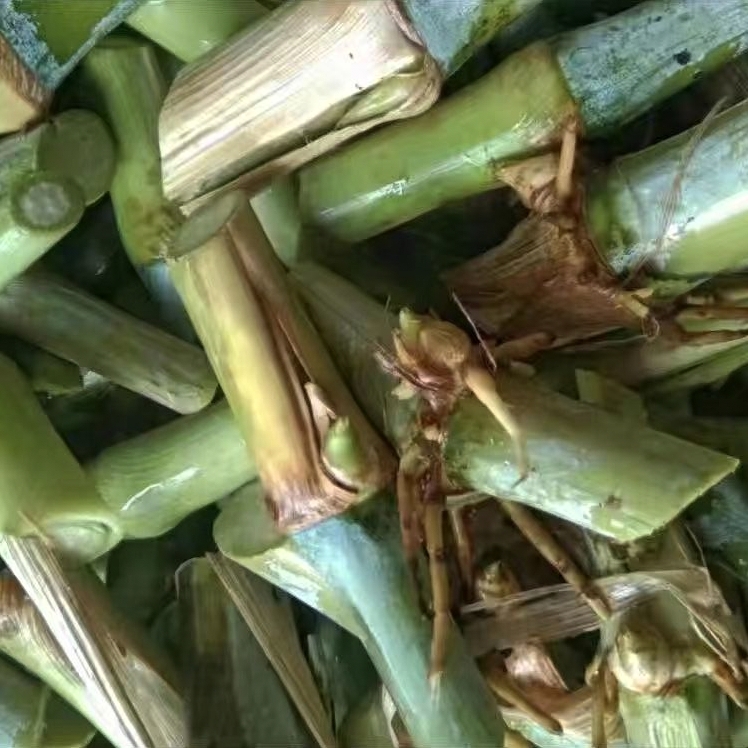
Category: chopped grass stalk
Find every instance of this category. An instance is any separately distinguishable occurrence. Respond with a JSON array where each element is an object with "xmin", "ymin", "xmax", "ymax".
[
  {"xmin": 0, "ymin": 540, "xmax": 186, "ymax": 748},
  {"xmin": 169, "ymin": 192, "xmax": 392, "ymax": 532},
  {"xmin": 0, "ymin": 353, "xmax": 120, "ymax": 561},
  {"xmin": 215, "ymin": 486, "xmax": 507, "ymax": 748},
  {"xmin": 446, "ymin": 98, "xmax": 748, "ymax": 347},
  {"xmin": 0, "ymin": 270, "xmax": 217, "ymax": 413},
  {"xmin": 0, "ymin": 110, "xmax": 115, "ymax": 288},
  {"xmin": 293, "ymin": 263, "xmax": 736, "ymax": 542},
  {"xmin": 586, "ymin": 99, "xmax": 748, "ymax": 278},
  {"xmin": 298, "ymin": 0, "xmax": 748, "ymax": 243},
  {"xmin": 177, "ymin": 557, "xmax": 320, "ymax": 747},
  {"xmin": 578, "ymin": 371, "xmax": 735, "ymax": 748},
  {"xmin": 126, "ymin": 0, "xmax": 269, "ymax": 62},
  {"xmin": 1, "ymin": 337, "xmax": 83, "ymax": 397},
  {"xmin": 159, "ymin": 0, "xmax": 442, "ymax": 208},
  {"xmin": 87, "ymin": 400, "xmax": 255, "ymax": 538},
  {"xmin": 80, "ymin": 37, "xmax": 193, "ymax": 340},
  {"xmin": 396, "ymin": 0, "xmax": 544, "ymax": 76},
  {"xmin": 544, "ymin": 333, "xmax": 748, "ymax": 391}
]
